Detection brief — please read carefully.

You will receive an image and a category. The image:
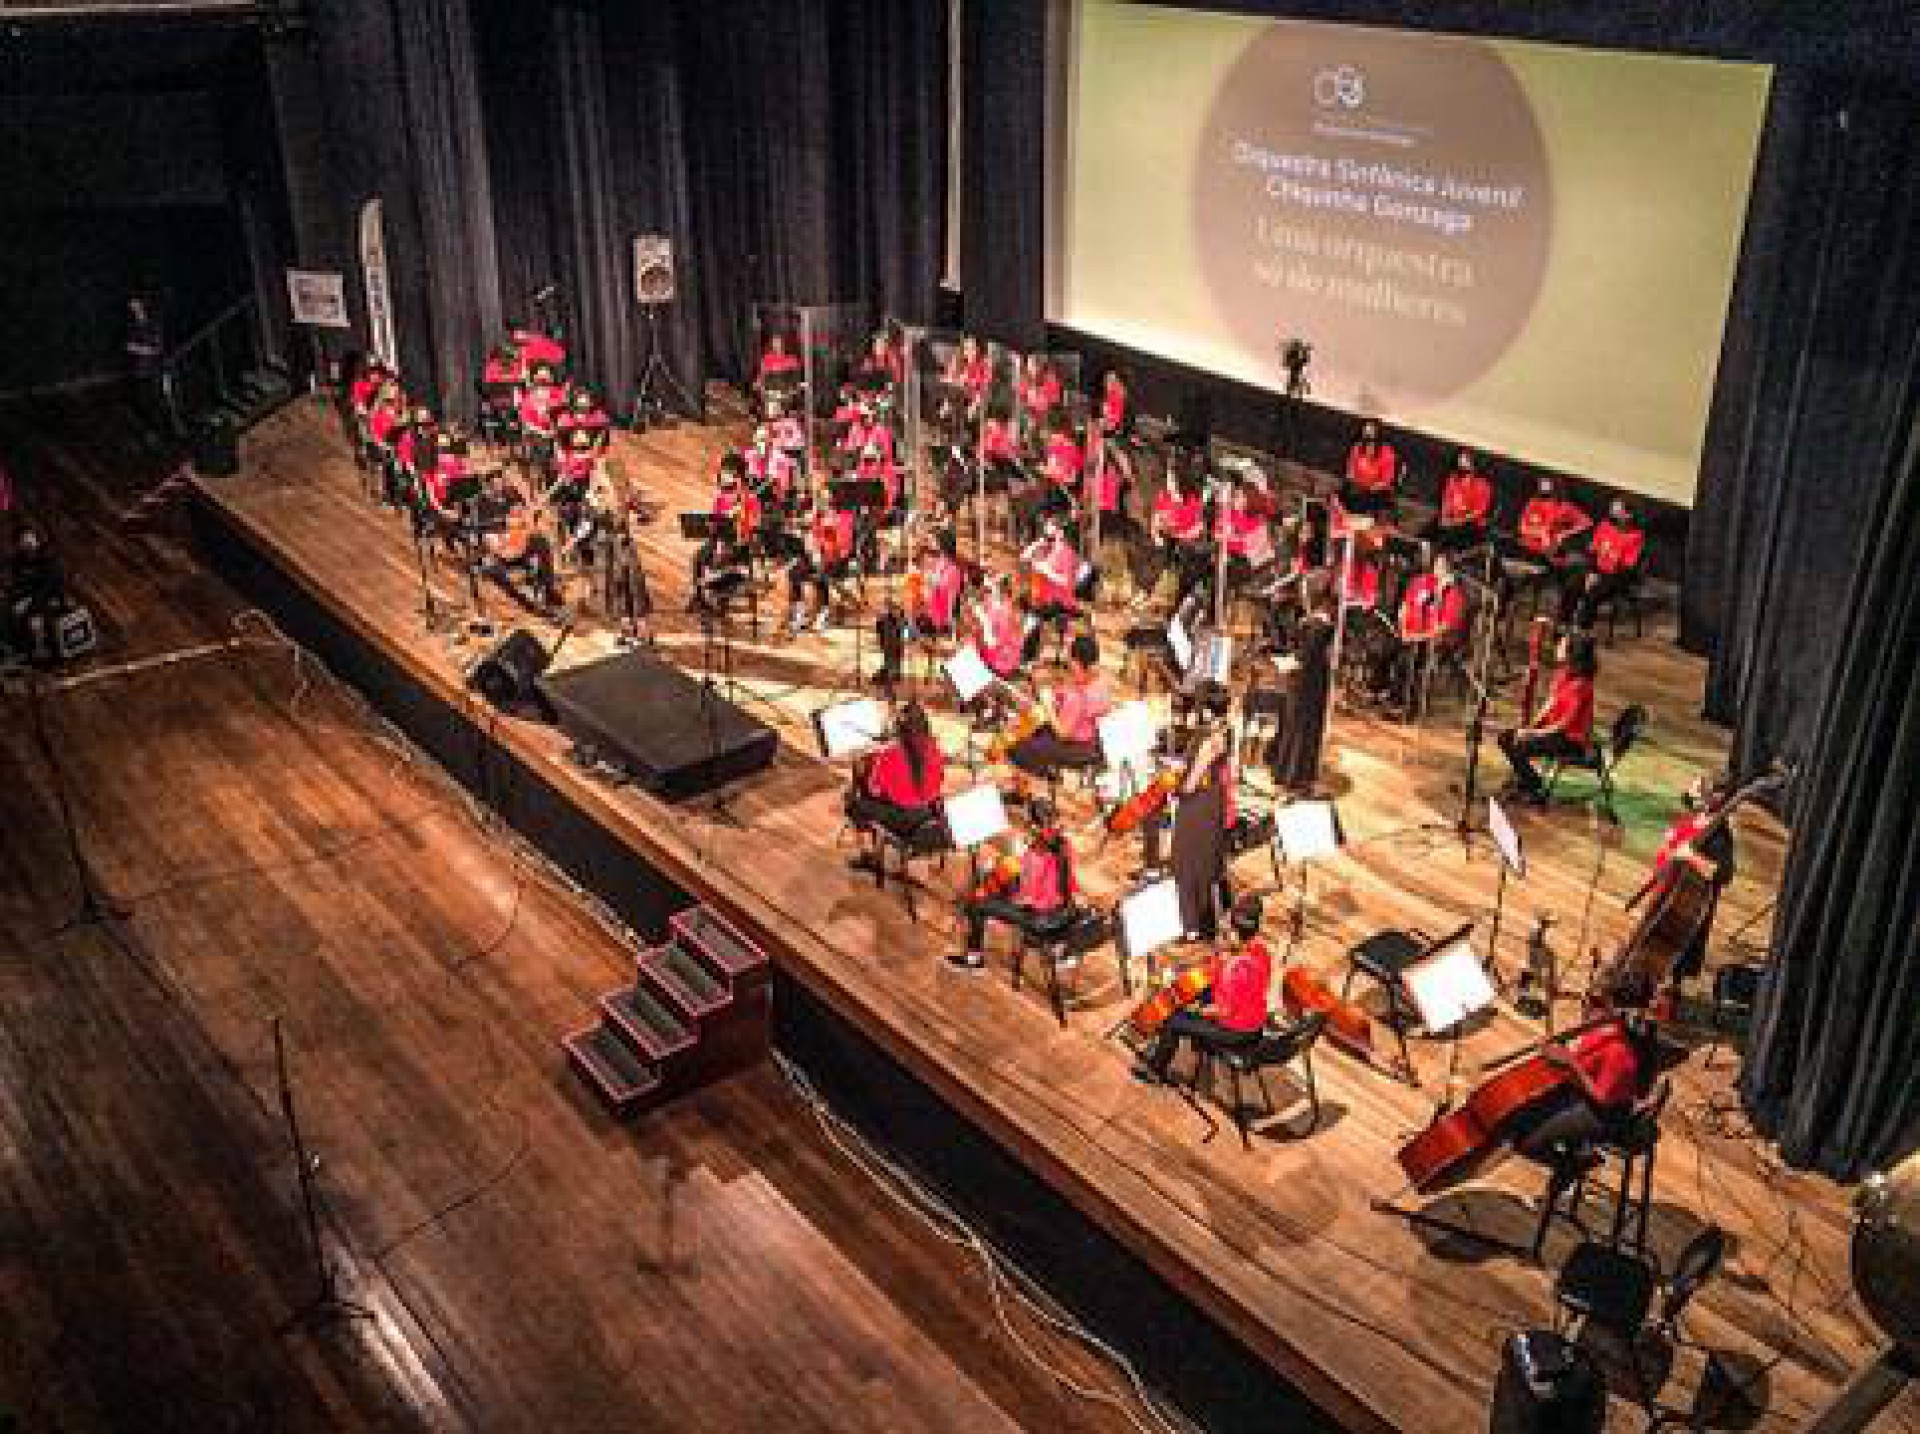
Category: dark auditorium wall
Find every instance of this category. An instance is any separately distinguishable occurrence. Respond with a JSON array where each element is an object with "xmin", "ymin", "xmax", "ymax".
[{"xmin": 0, "ymin": 37, "xmax": 264, "ymax": 394}]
